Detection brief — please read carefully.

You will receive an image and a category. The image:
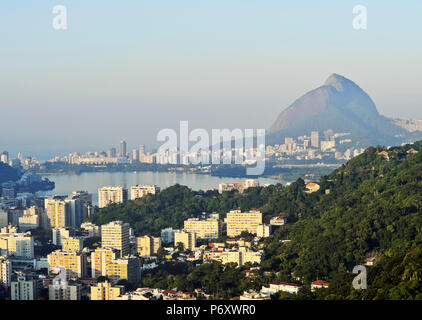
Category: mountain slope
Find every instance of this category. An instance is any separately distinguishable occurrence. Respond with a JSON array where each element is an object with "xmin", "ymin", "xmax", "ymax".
[{"xmin": 267, "ymin": 74, "xmax": 420, "ymax": 147}]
